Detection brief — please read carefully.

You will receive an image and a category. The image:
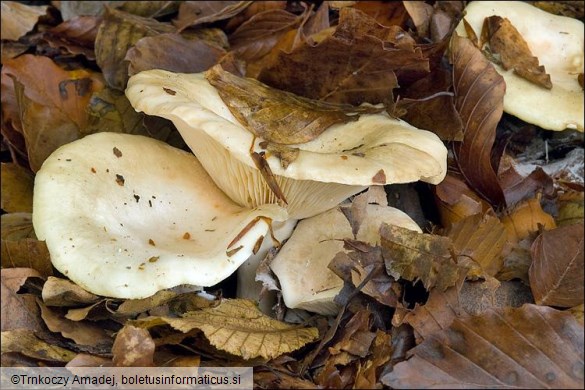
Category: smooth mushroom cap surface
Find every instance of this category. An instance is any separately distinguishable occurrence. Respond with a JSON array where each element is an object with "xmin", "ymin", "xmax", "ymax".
[
  {"xmin": 270, "ymin": 204, "xmax": 422, "ymax": 315},
  {"xmin": 455, "ymin": 1, "xmax": 584, "ymax": 132},
  {"xmin": 33, "ymin": 132, "xmax": 287, "ymax": 299},
  {"xmin": 126, "ymin": 70, "xmax": 448, "ymax": 219}
]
